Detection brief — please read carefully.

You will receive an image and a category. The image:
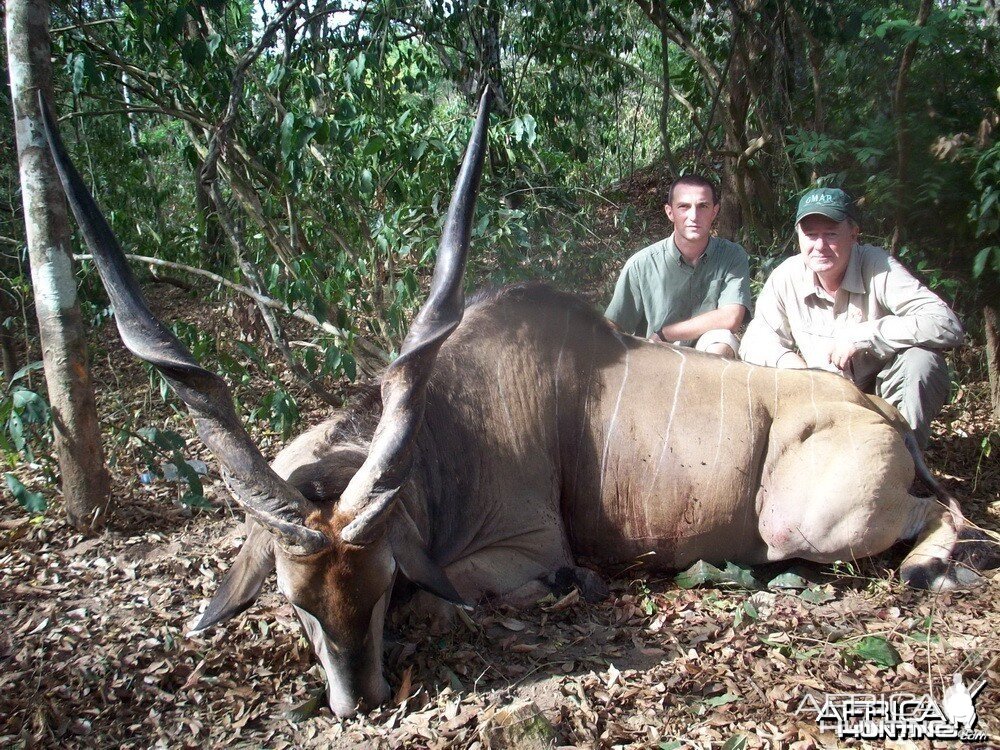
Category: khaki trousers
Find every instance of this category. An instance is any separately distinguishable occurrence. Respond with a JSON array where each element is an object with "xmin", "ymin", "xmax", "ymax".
[{"xmin": 854, "ymin": 347, "xmax": 951, "ymax": 449}]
